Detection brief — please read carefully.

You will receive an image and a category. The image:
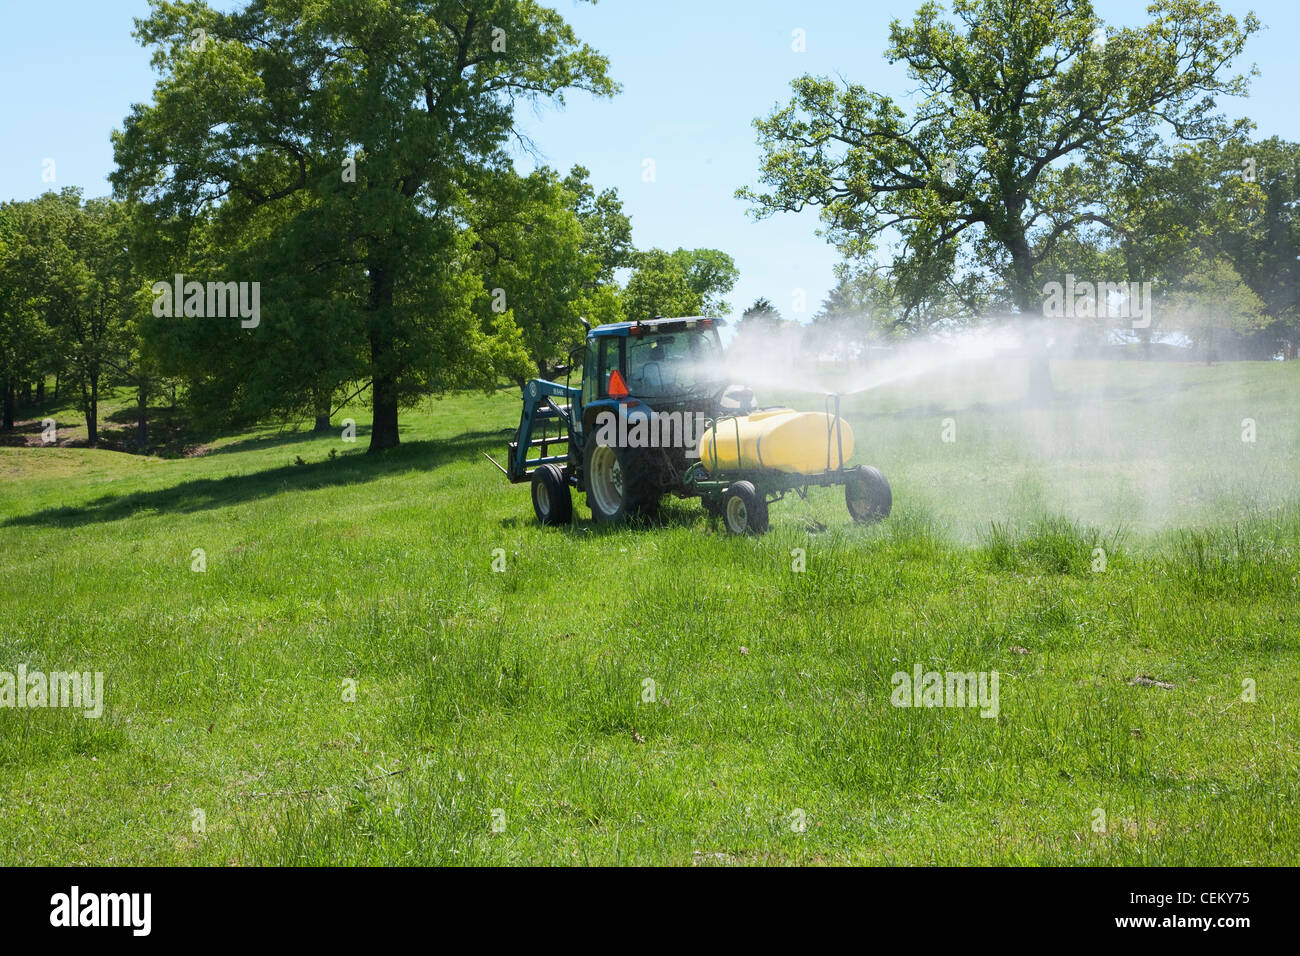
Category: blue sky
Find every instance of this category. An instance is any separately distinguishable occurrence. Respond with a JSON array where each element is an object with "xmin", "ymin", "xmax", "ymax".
[{"xmin": 1, "ymin": 0, "xmax": 1294, "ymax": 324}]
